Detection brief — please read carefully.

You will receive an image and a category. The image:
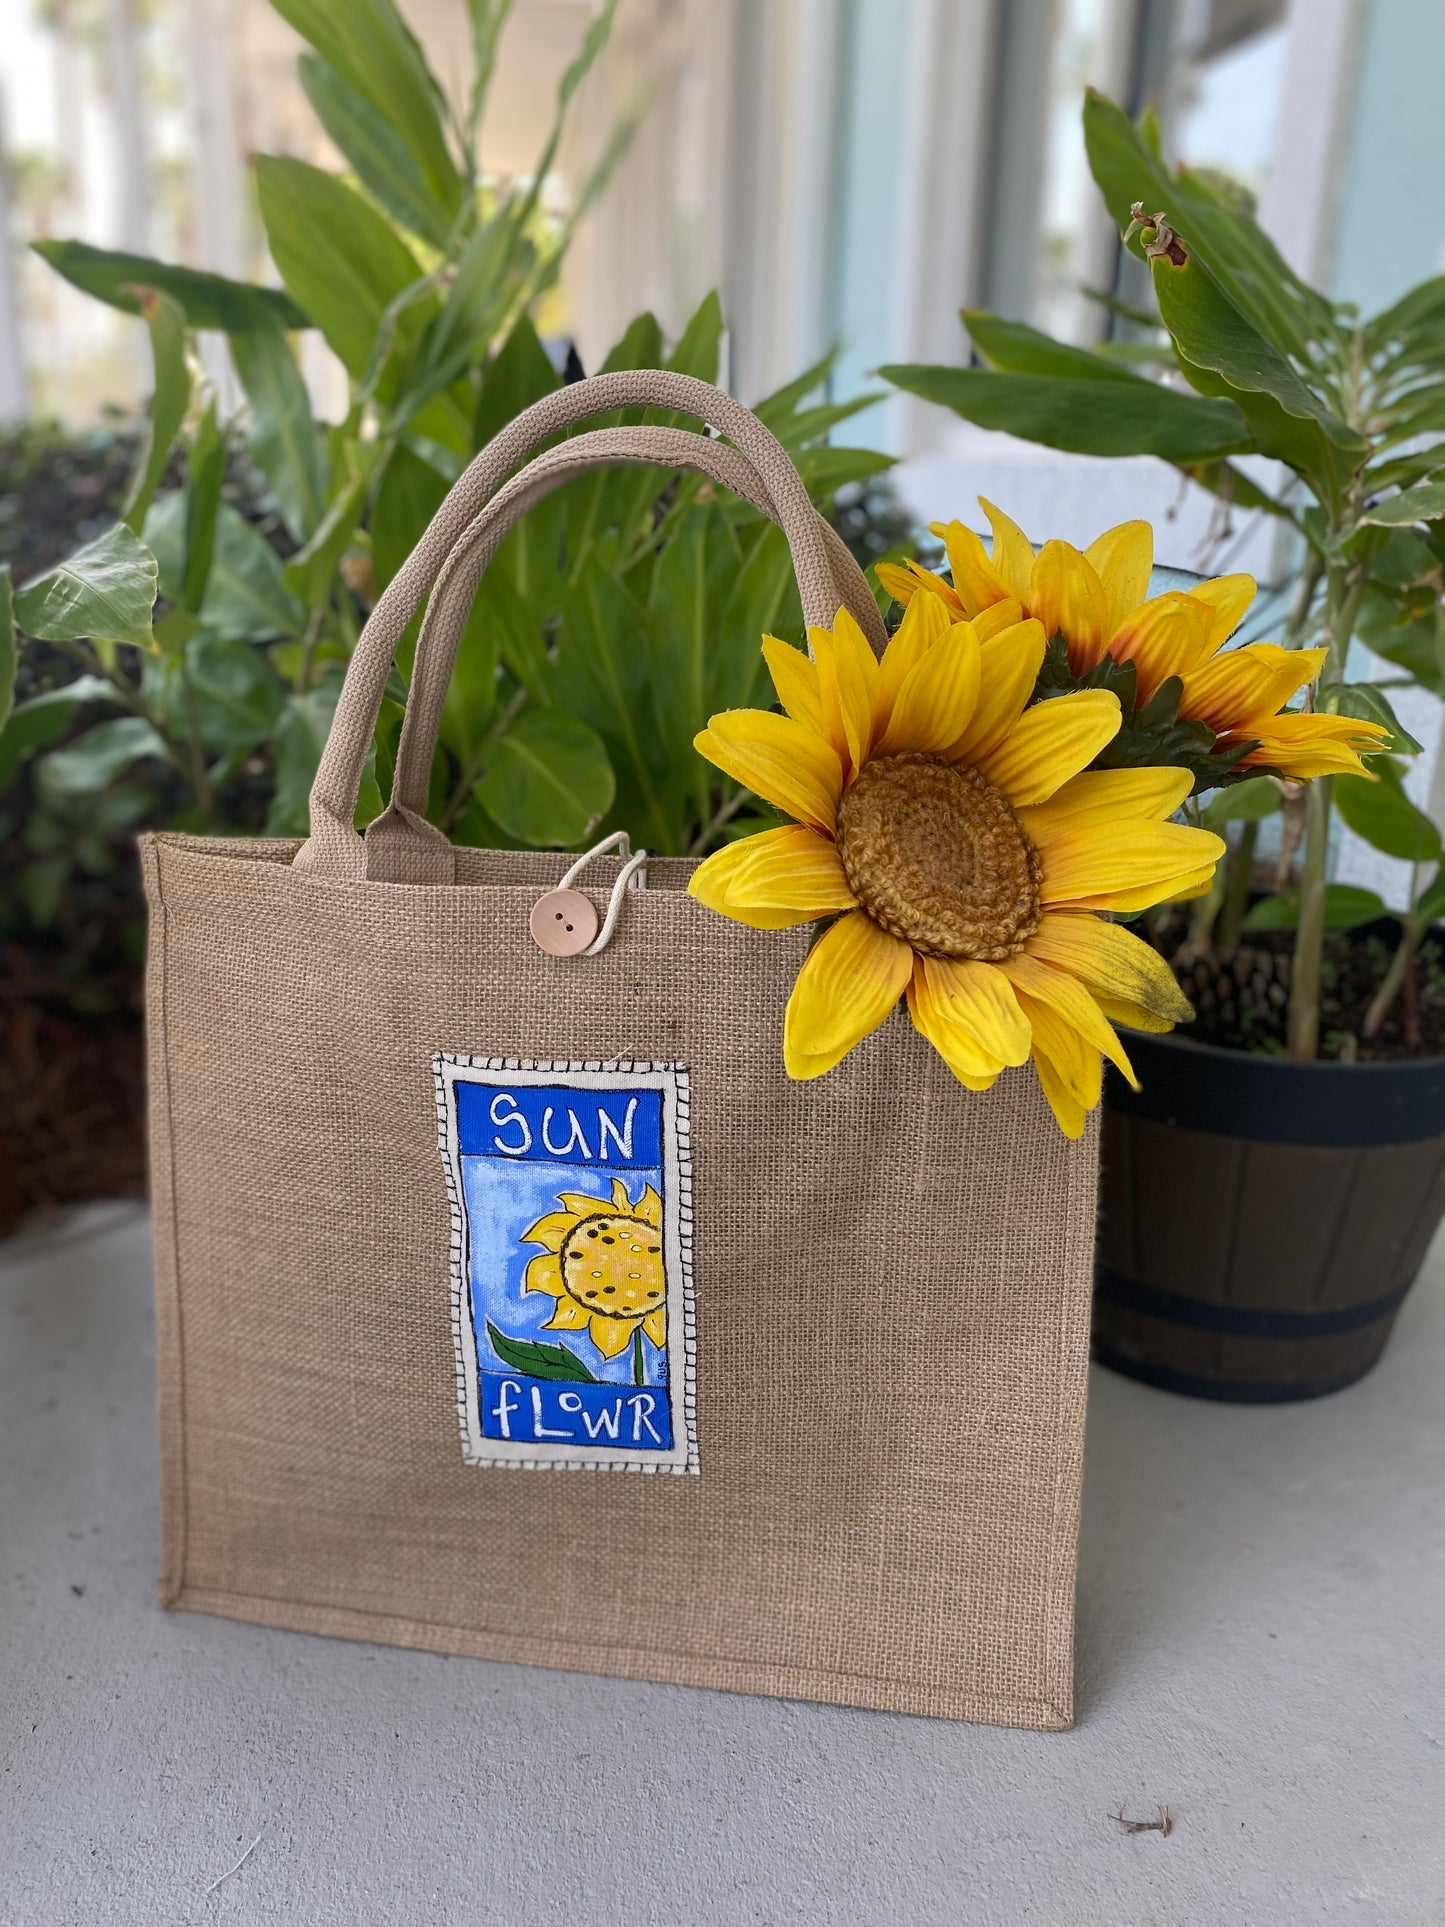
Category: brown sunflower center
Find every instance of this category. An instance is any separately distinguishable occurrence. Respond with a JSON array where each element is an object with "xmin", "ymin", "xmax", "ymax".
[
  {"xmin": 559, "ymin": 1214, "xmax": 665, "ymax": 1319},
  {"xmin": 835, "ymin": 752, "xmax": 1043, "ymax": 961}
]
